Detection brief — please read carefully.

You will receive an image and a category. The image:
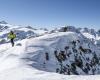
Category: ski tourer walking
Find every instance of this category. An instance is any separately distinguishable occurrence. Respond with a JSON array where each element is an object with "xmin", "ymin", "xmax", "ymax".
[{"xmin": 8, "ymin": 31, "xmax": 16, "ymax": 47}]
